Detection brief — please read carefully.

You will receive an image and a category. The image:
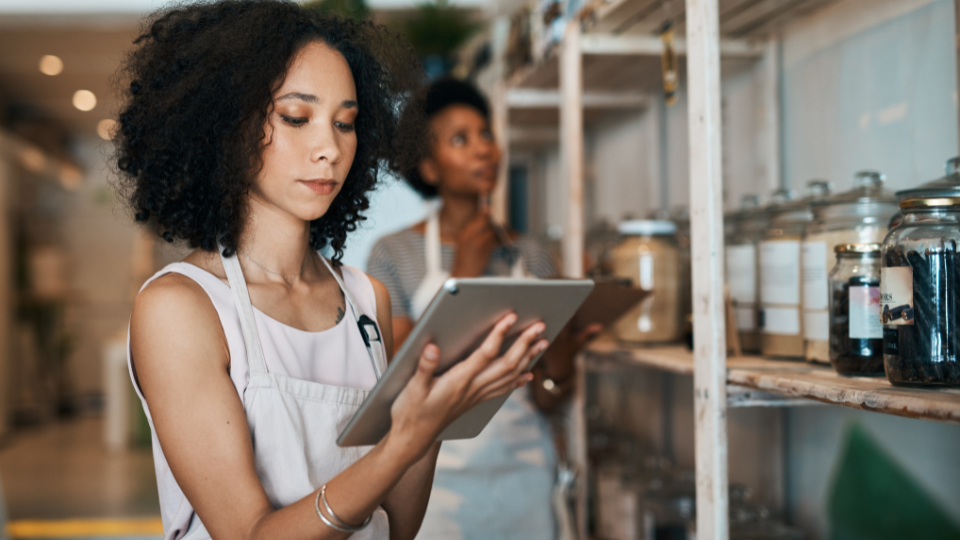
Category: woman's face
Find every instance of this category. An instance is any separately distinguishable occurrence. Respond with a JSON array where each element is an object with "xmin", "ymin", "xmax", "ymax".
[
  {"xmin": 419, "ymin": 105, "xmax": 500, "ymax": 198},
  {"xmin": 253, "ymin": 41, "xmax": 358, "ymax": 223}
]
